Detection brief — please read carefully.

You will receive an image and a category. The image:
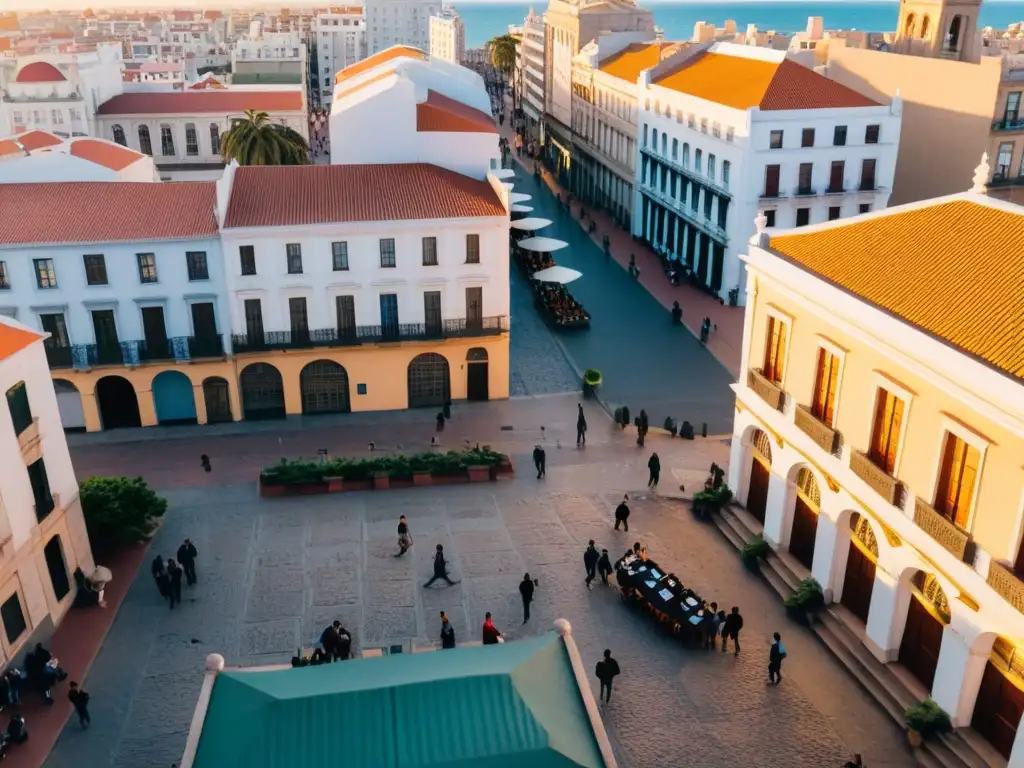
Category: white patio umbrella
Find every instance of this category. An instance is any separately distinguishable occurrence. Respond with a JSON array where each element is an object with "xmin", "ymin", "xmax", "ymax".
[
  {"xmin": 532, "ymin": 265, "xmax": 583, "ymax": 284},
  {"xmin": 510, "ymin": 192, "xmax": 532, "ymax": 203},
  {"xmin": 518, "ymin": 236, "xmax": 569, "ymax": 253},
  {"xmin": 493, "ymin": 168, "xmax": 516, "ymax": 179},
  {"xmin": 510, "ymin": 217, "xmax": 552, "ymax": 231},
  {"xmin": 511, "ymin": 204, "xmax": 533, "ymax": 213}
]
